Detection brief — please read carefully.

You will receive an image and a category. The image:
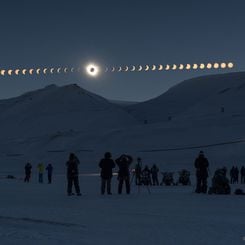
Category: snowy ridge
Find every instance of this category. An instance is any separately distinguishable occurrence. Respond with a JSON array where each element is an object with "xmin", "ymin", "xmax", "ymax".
[
  {"xmin": 0, "ymin": 83, "xmax": 138, "ymax": 139},
  {"xmin": 127, "ymin": 72, "xmax": 245, "ymax": 124},
  {"xmin": 0, "ymin": 72, "xmax": 245, "ymax": 172}
]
